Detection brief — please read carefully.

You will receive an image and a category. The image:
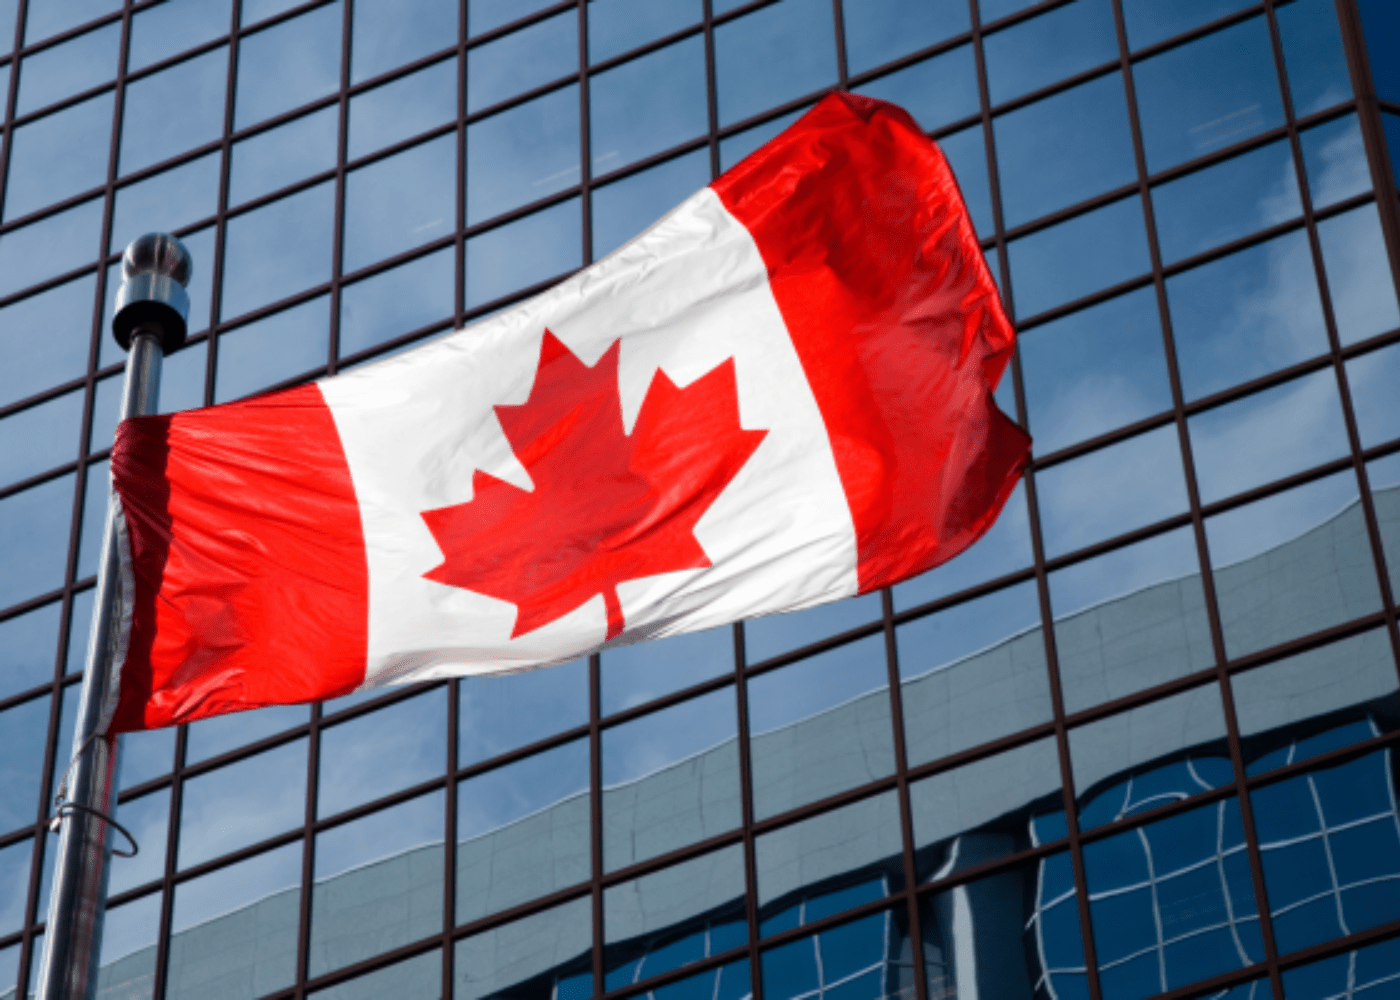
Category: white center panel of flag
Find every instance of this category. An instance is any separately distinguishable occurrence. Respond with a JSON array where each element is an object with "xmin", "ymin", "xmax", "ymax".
[{"xmin": 319, "ymin": 188, "xmax": 860, "ymax": 688}]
